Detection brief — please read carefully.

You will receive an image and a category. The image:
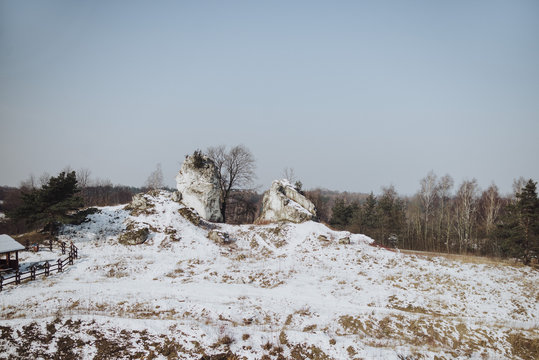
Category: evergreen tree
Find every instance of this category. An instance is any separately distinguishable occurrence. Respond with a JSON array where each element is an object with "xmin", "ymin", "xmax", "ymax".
[
  {"xmin": 10, "ymin": 171, "xmax": 84, "ymax": 234},
  {"xmin": 330, "ymin": 198, "xmax": 356, "ymax": 229},
  {"xmin": 497, "ymin": 179, "xmax": 538, "ymax": 264},
  {"xmin": 515, "ymin": 180, "xmax": 539, "ymax": 264},
  {"xmin": 376, "ymin": 186, "xmax": 405, "ymax": 246},
  {"xmin": 358, "ymin": 192, "xmax": 378, "ymax": 237}
]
